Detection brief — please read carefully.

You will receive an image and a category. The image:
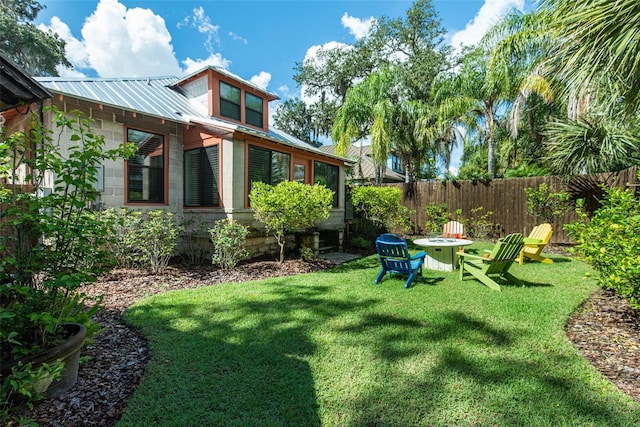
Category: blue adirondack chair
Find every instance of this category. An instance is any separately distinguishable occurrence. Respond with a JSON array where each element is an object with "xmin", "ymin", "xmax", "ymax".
[{"xmin": 375, "ymin": 234, "xmax": 427, "ymax": 288}]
